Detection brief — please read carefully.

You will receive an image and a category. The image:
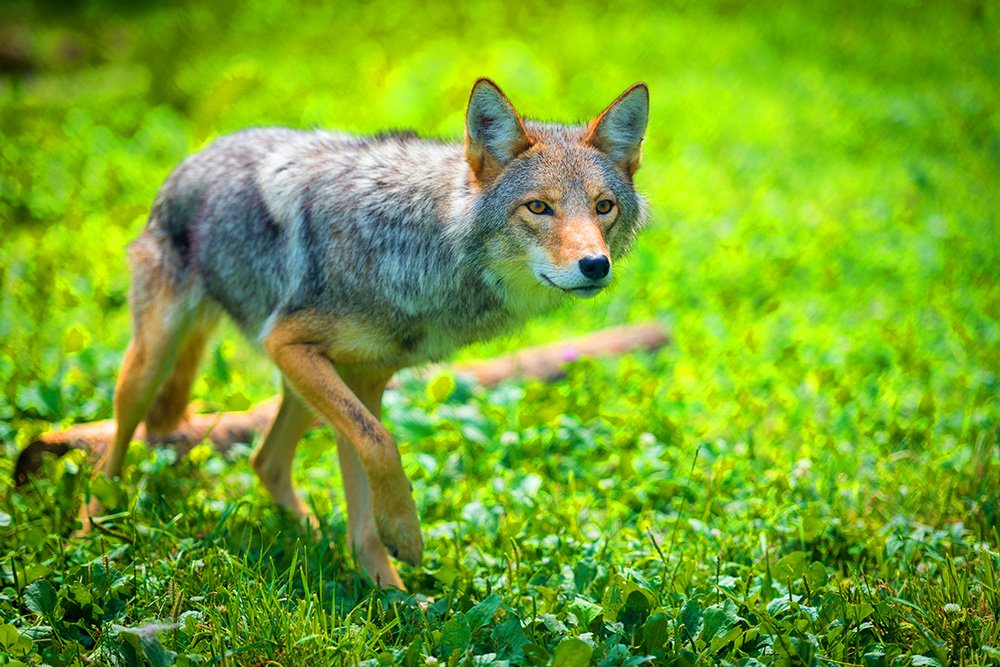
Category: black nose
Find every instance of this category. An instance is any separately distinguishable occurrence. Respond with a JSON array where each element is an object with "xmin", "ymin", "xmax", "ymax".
[{"xmin": 578, "ymin": 254, "xmax": 610, "ymax": 280}]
